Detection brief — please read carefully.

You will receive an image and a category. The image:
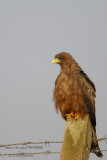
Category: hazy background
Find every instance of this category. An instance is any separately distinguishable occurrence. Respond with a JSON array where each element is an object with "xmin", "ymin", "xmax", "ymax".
[{"xmin": 0, "ymin": 0, "xmax": 107, "ymax": 160}]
